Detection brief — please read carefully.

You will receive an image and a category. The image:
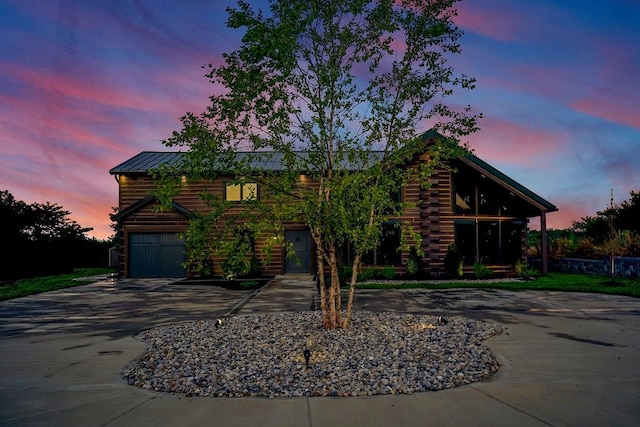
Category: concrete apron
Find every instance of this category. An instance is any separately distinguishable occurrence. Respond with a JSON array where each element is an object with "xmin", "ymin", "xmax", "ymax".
[{"xmin": 0, "ymin": 279, "xmax": 639, "ymax": 426}]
